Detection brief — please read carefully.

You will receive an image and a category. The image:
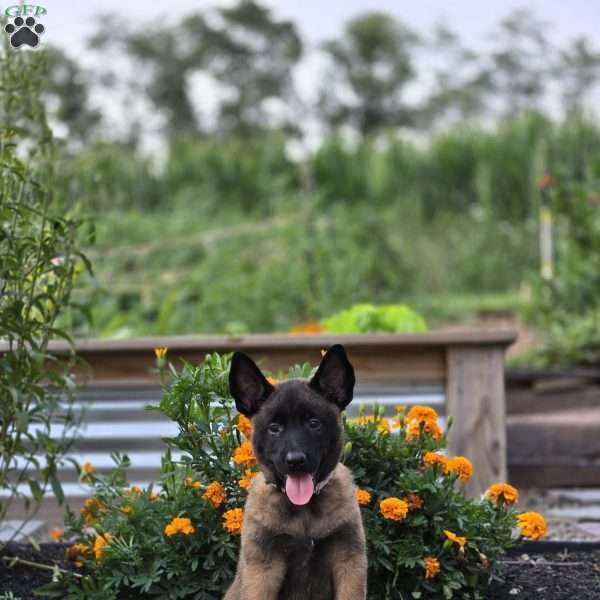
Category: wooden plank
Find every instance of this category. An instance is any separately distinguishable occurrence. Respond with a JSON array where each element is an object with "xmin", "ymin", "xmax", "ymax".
[
  {"xmin": 506, "ymin": 385, "xmax": 600, "ymax": 415},
  {"xmin": 446, "ymin": 347, "xmax": 507, "ymax": 497}
]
